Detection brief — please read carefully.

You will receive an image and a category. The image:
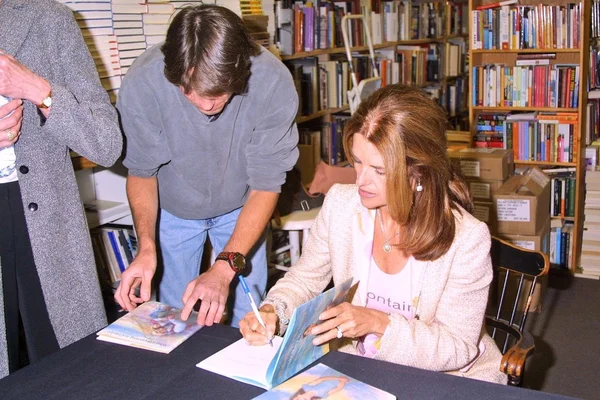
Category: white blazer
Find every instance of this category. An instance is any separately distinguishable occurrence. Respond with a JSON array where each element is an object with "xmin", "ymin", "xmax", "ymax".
[{"xmin": 264, "ymin": 184, "xmax": 507, "ymax": 385}]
